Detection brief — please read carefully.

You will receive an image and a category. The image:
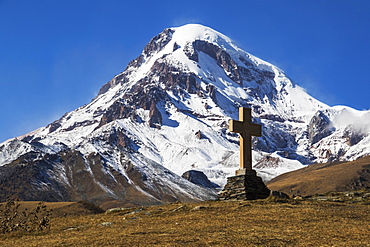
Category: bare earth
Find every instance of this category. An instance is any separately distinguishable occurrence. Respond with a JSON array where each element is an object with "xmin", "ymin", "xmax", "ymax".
[{"xmin": 0, "ymin": 199, "xmax": 369, "ymax": 246}]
